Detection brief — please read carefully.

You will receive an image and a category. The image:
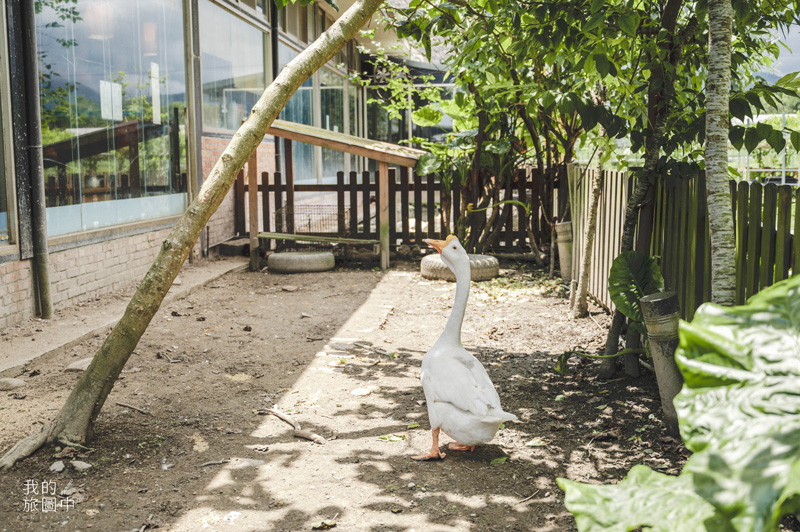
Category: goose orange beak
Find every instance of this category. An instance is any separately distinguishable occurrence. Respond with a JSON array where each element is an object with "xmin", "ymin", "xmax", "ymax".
[
  {"xmin": 424, "ymin": 235, "xmax": 455, "ymax": 254},
  {"xmin": 424, "ymin": 238, "xmax": 446, "ymax": 253}
]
